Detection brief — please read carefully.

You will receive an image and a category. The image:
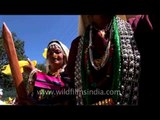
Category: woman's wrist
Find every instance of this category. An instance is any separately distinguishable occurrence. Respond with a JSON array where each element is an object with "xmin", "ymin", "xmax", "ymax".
[{"xmin": 28, "ymin": 68, "xmax": 41, "ymax": 84}]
